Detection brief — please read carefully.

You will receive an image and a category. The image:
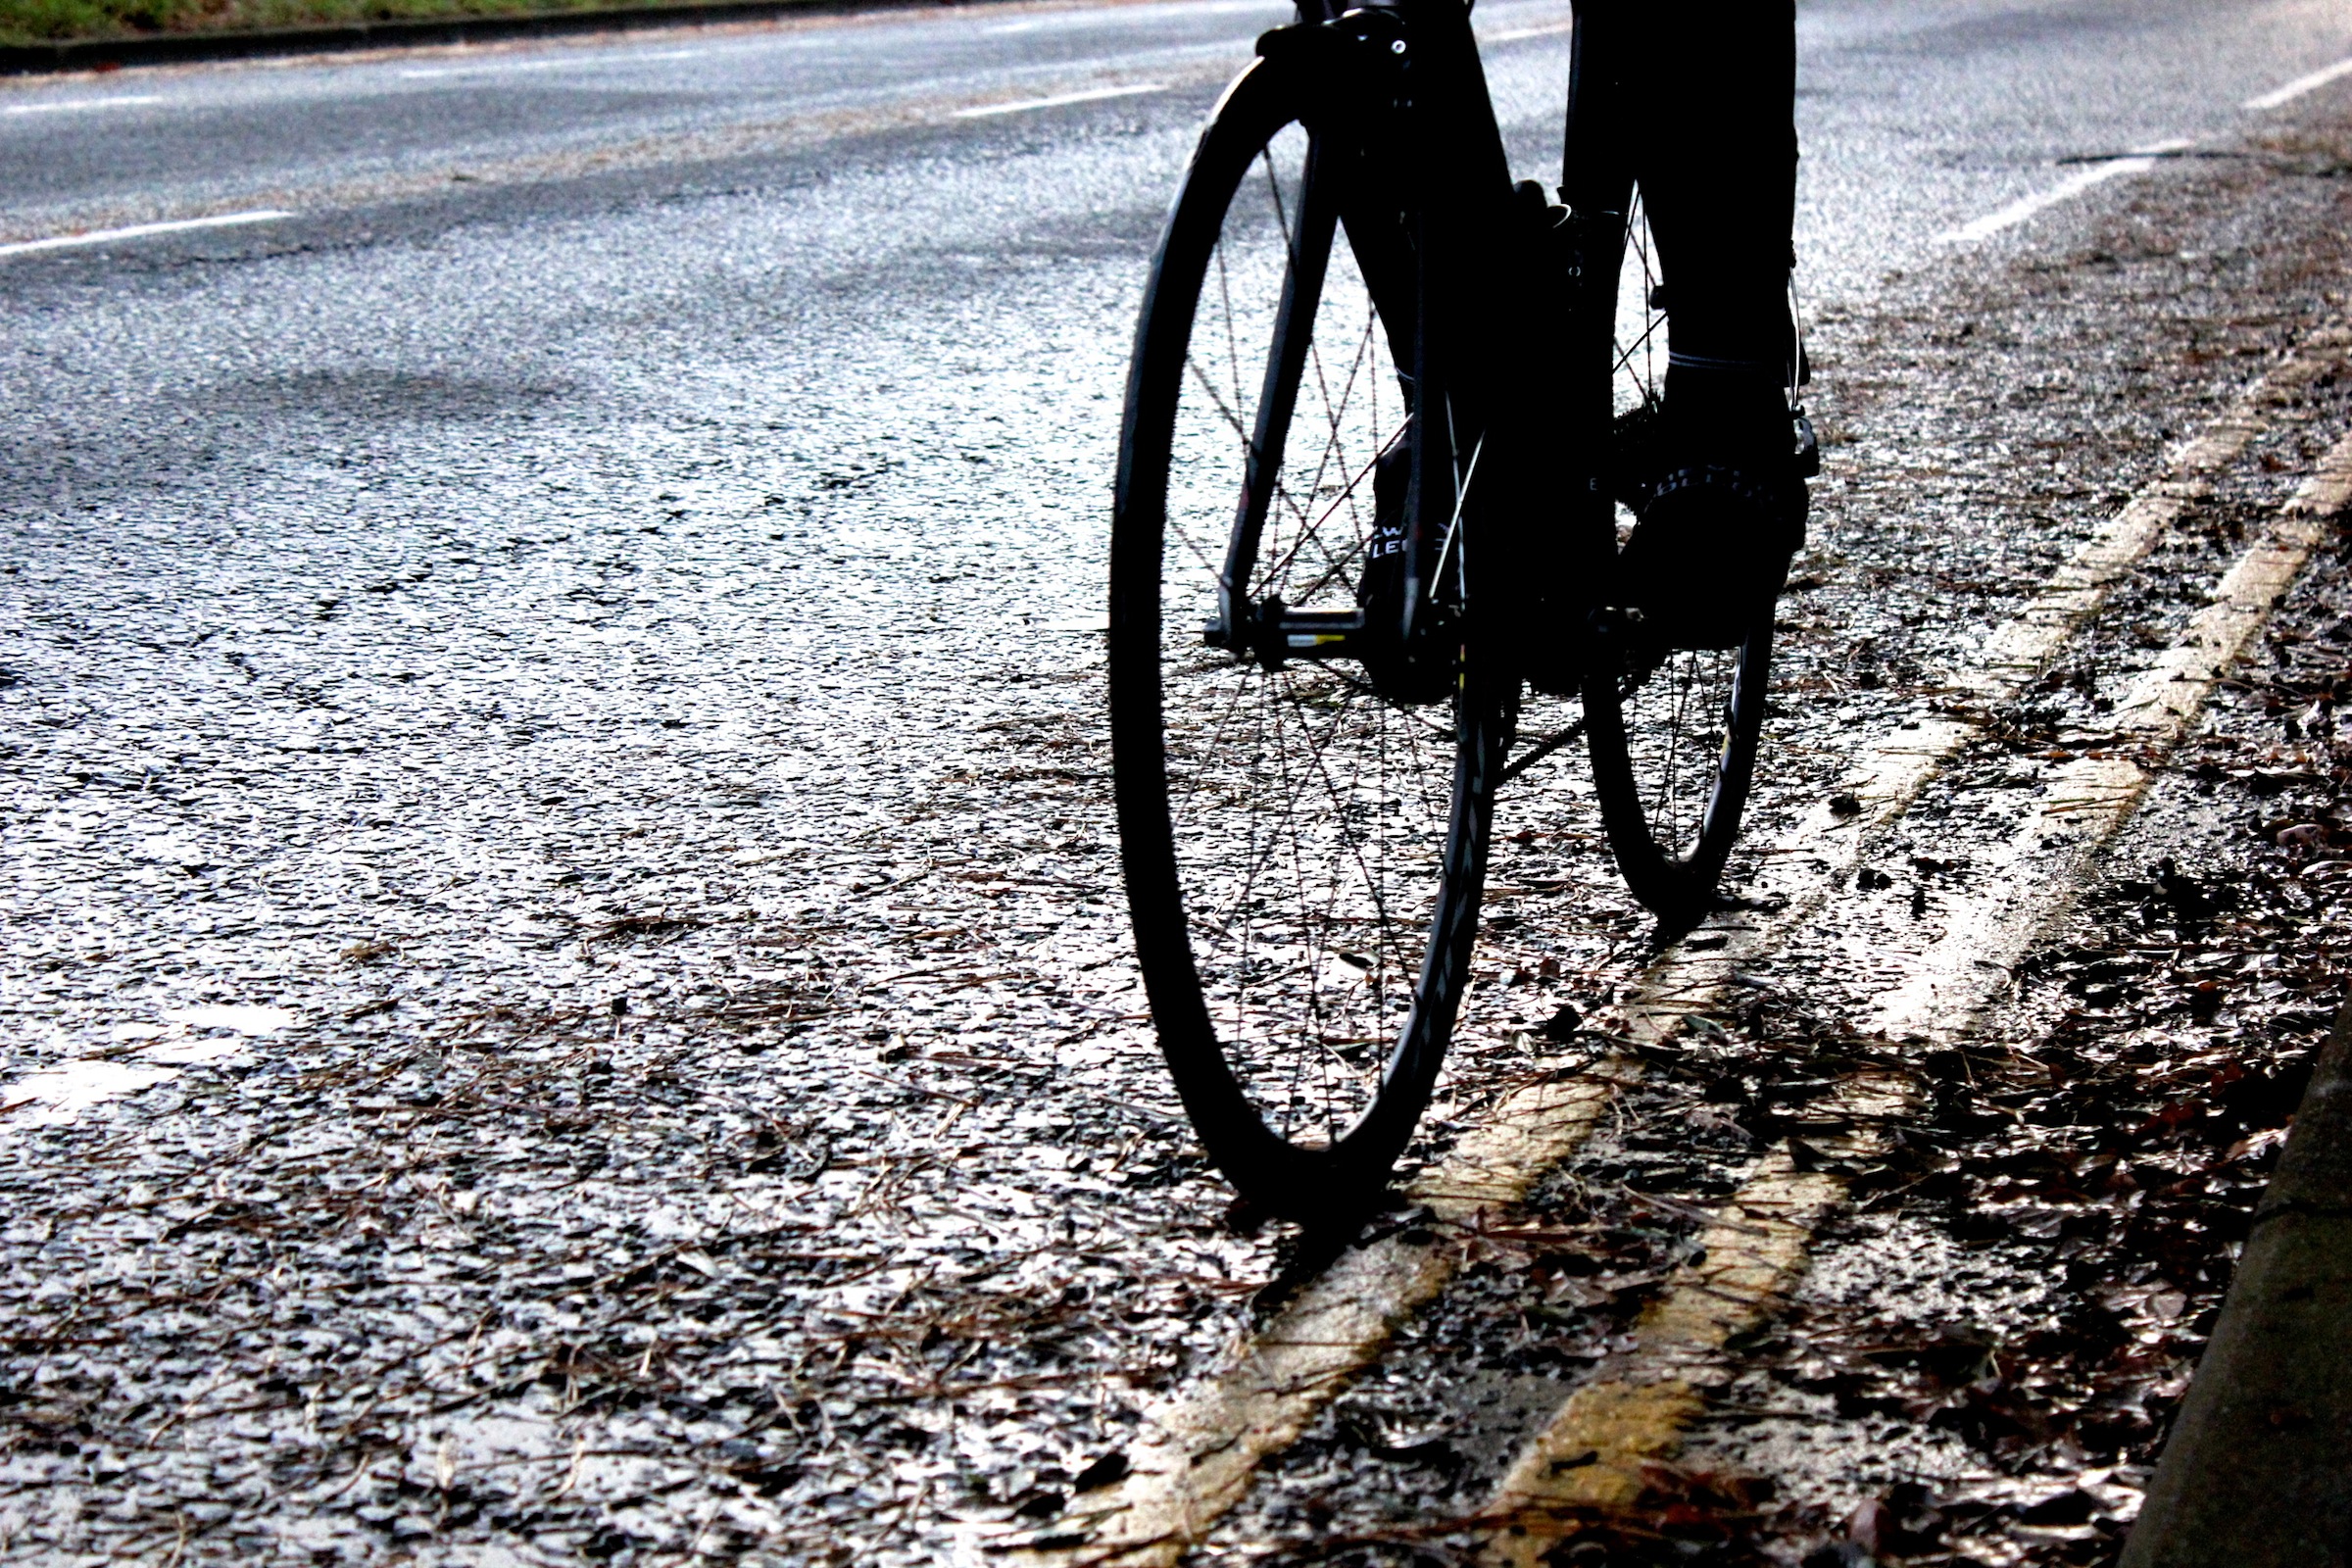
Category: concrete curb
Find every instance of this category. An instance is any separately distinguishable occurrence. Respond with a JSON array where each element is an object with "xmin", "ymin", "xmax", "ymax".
[
  {"xmin": 2120, "ymin": 991, "xmax": 2352, "ymax": 1568},
  {"xmin": 0, "ymin": 0, "xmax": 984, "ymax": 75}
]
